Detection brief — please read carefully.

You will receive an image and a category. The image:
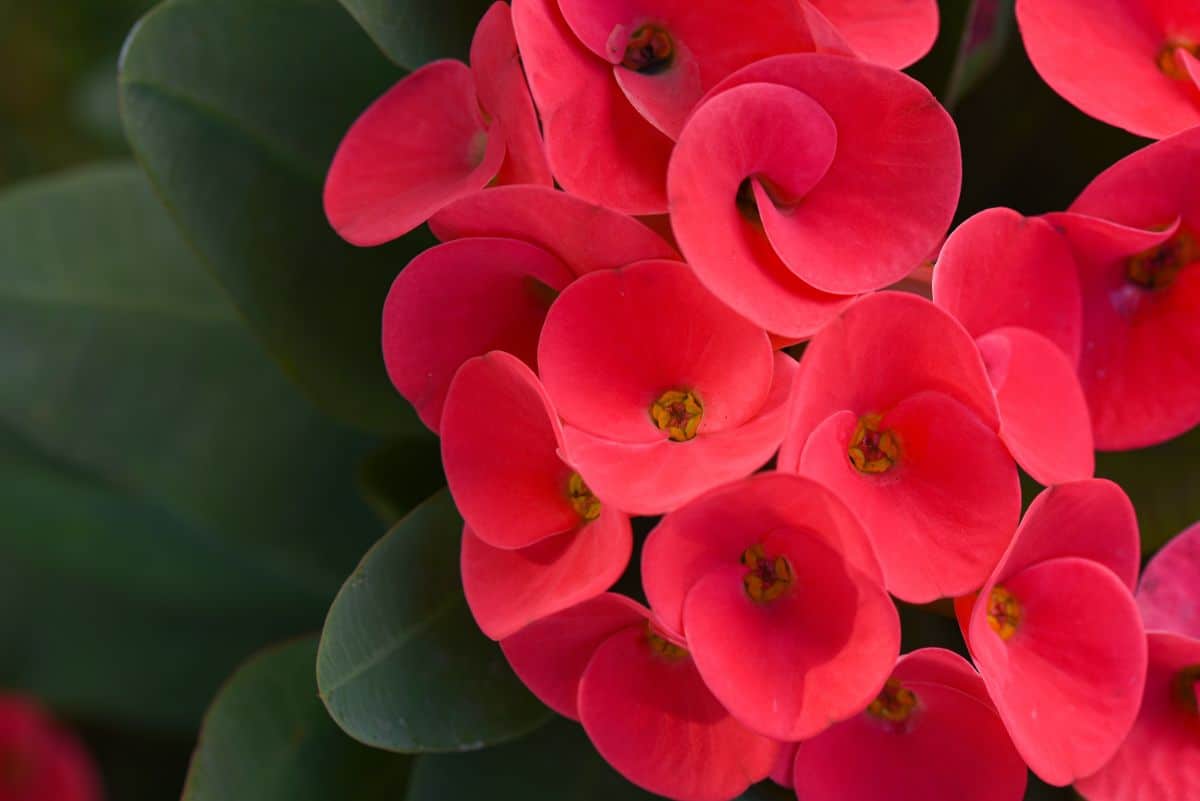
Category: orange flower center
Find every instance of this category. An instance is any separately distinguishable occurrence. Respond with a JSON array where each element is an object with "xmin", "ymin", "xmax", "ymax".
[
  {"xmin": 621, "ymin": 24, "xmax": 674, "ymax": 74},
  {"xmin": 1157, "ymin": 39, "xmax": 1200, "ymax": 81},
  {"xmin": 987, "ymin": 585, "xmax": 1022, "ymax": 640},
  {"xmin": 650, "ymin": 389, "xmax": 703, "ymax": 441},
  {"xmin": 567, "ymin": 472, "xmax": 601, "ymax": 521},
  {"xmin": 867, "ymin": 678, "xmax": 918, "ymax": 722},
  {"xmin": 1127, "ymin": 230, "xmax": 1196, "ymax": 290},
  {"xmin": 848, "ymin": 413, "xmax": 900, "ymax": 474},
  {"xmin": 741, "ymin": 543, "xmax": 794, "ymax": 603}
]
